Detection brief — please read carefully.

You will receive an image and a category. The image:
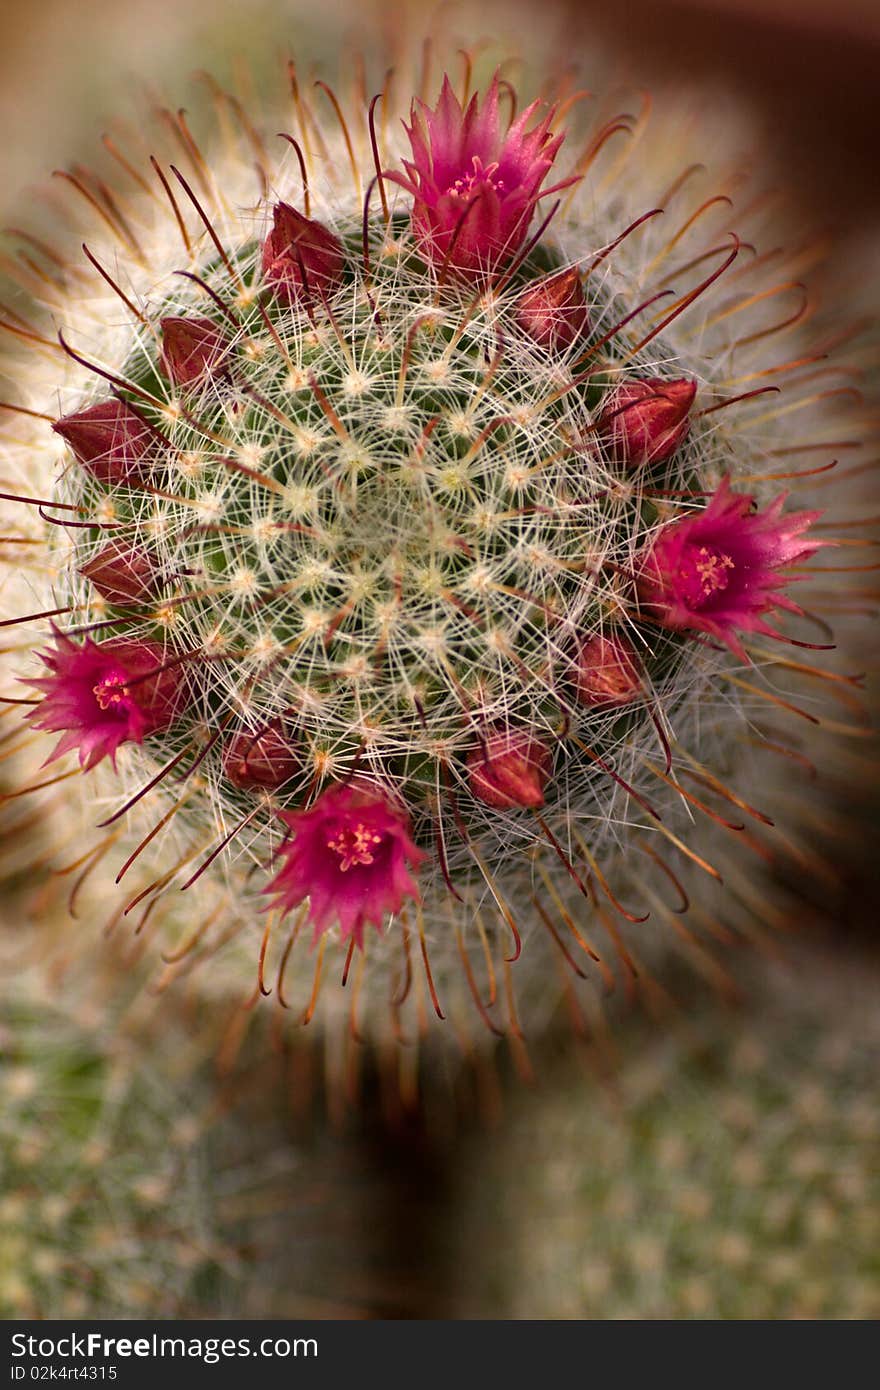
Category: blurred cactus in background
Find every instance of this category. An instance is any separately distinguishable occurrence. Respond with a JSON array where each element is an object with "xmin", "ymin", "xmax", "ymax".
[
  {"xmin": 0, "ymin": 960, "xmax": 287, "ymax": 1318},
  {"xmin": 444, "ymin": 942, "xmax": 880, "ymax": 1318}
]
